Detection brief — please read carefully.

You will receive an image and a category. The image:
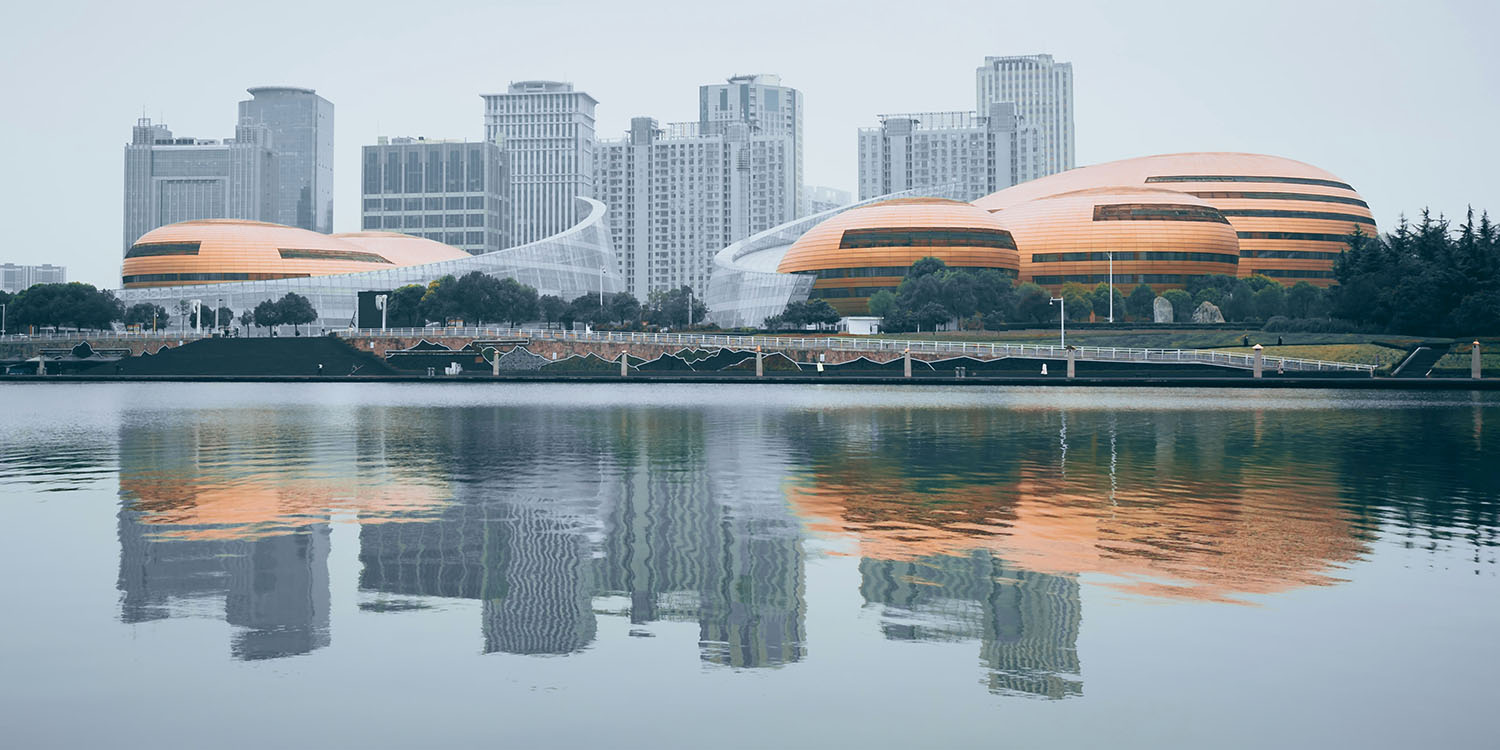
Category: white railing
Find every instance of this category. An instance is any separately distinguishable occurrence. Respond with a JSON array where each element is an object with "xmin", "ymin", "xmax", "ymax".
[{"xmin": 334, "ymin": 326, "xmax": 1376, "ymax": 373}]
